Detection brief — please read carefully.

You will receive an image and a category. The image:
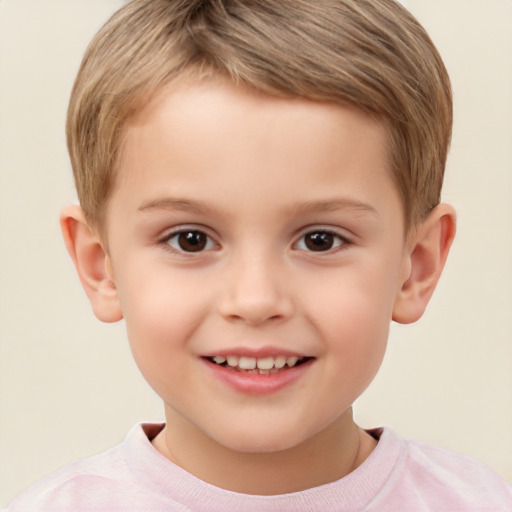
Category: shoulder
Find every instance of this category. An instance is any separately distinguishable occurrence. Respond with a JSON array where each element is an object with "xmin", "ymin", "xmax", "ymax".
[
  {"xmin": 7, "ymin": 439, "xmax": 129, "ymax": 511},
  {"xmin": 6, "ymin": 423, "xmax": 175, "ymax": 512},
  {"xmin": 380, "ymin": 429, "xmax": 512, "ymax": 510}
]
